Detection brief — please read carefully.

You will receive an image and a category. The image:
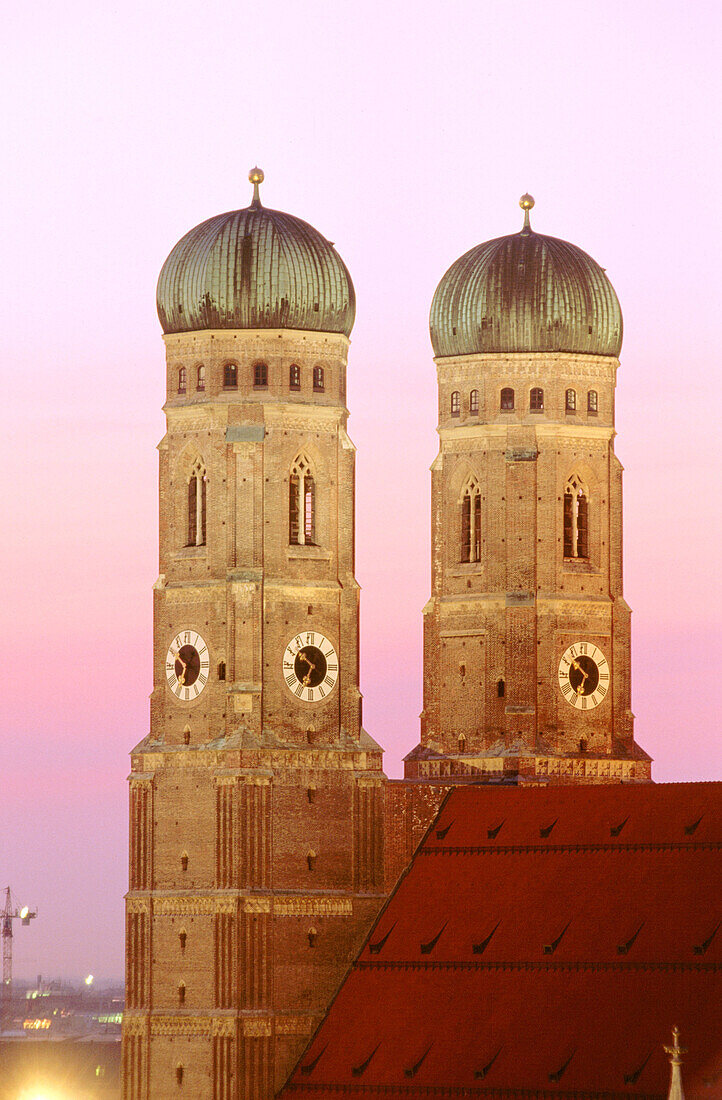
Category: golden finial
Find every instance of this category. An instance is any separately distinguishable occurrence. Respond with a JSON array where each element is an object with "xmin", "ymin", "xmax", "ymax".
[
  {"xmin": 519, "ymin": 193, "xmax": 535, "ymax": 232},
  {"xmin": 664, "ymin": 1027, "xmax": 687, "ymax": 1100},
  {"xmin": 664, "ymin": 1027, "xmax": 687, "ymax": 1066},
  {"xmin": 249, "ymin": 166, "xmax": 264, "ymax": 207}
]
